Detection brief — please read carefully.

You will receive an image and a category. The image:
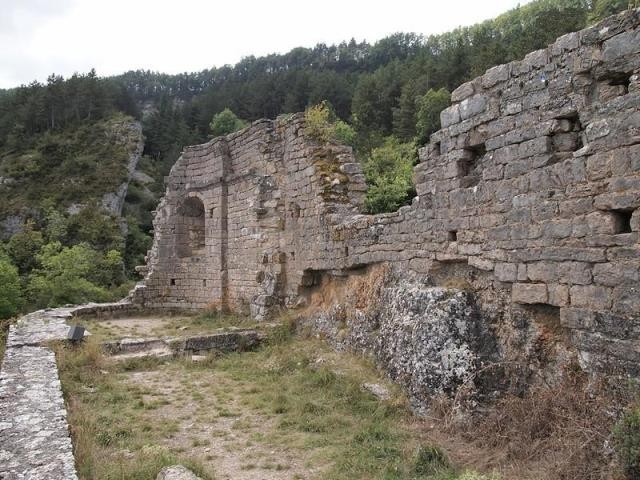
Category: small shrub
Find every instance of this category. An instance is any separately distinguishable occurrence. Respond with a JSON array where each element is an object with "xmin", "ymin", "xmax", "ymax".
[
  {"xmin": 304, "ymin": 102, "xmax": 333, "ymax": 143},
  {"xmin": 362, "ymin": 136, "xmax": 416, "ymax": 213},
  {"xmin": 614, "ymin": 405, "xmax": 640, "ymax": 478},
  {"xmin": 333, "ymin": 120, "xmax": 356, "ymax": 146},
  {"xmin": 304, "ymin": 102, "xmax": 356, "ymax": 146},
  {"xmin": 209, "ymin": 108, "xmax": 248, "ymax": 137}
]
